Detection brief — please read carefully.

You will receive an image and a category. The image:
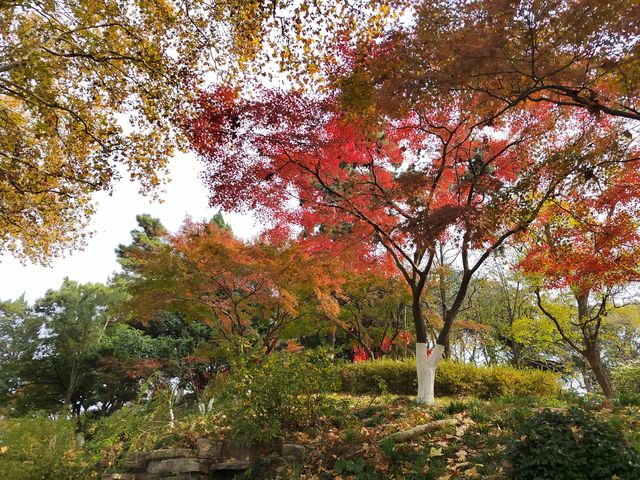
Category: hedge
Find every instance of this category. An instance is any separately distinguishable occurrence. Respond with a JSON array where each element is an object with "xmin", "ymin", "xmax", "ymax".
[{"xmin": 340, "ymin": 358, "xmax": 560, "ymax": 398}]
